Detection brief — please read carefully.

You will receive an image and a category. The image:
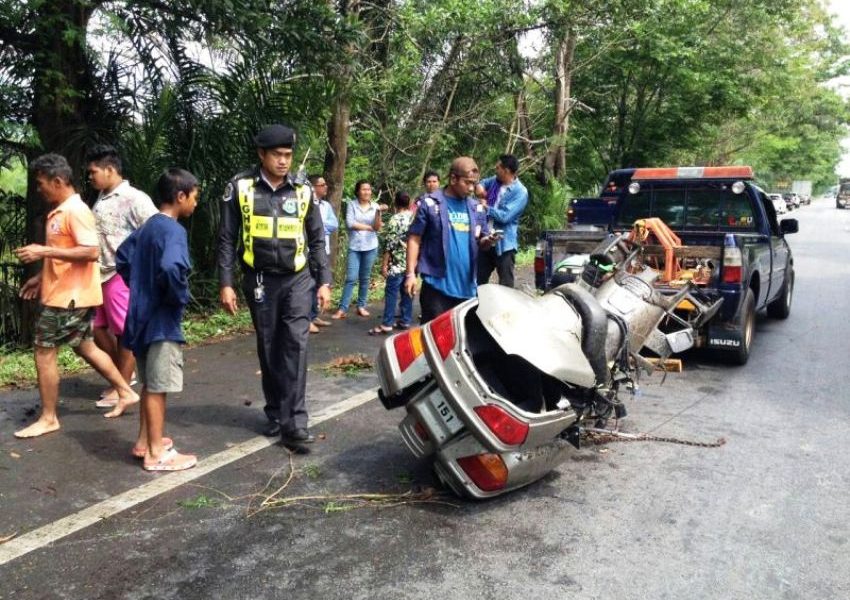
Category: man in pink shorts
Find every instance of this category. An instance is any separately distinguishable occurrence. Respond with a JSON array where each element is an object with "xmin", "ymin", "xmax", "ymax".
[{"xmin": 86, "ymin": 145, "xmax": 158, "ymax": 416}]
